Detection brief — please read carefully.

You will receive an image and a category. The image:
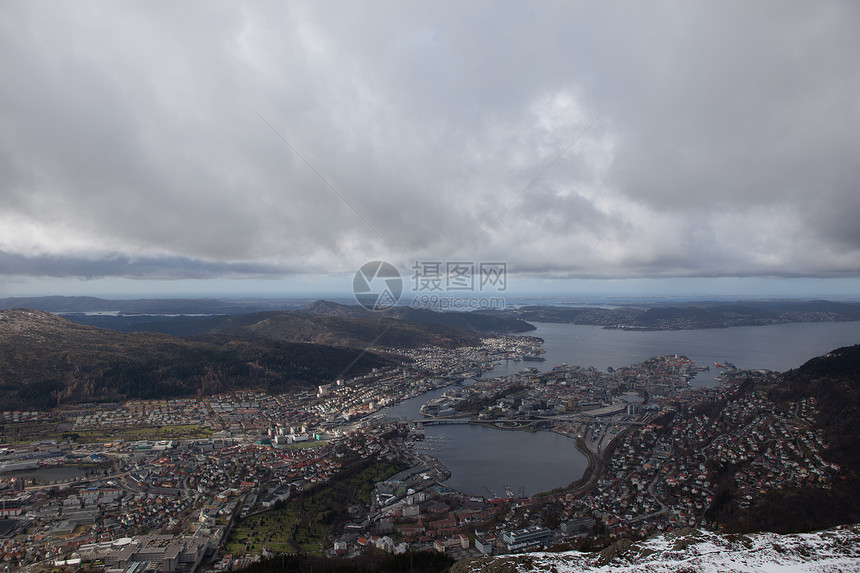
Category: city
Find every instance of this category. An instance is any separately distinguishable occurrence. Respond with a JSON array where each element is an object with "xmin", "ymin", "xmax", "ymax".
[{"xmin": 0, "ymin": 335, "xmax": 843, "ymax": 571}]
